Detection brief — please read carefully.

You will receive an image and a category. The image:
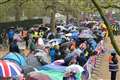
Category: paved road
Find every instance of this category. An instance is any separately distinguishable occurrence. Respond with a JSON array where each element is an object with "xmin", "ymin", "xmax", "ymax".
[
  {"xmin": 92, "ymin": 54, "xmax": 120, "ymax": 80},
  {"xmin": 92, "ymin": 36, "xmax": 120, "ymax": 80}
]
